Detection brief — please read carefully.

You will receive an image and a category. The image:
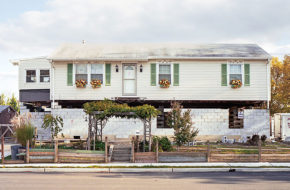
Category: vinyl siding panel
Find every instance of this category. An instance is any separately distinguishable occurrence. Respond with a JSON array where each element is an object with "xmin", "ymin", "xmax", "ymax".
[
  {"xmin": 53, "ymin": 60, "xmax": 268, "ymax": 101},
  {"xmin": 18, "ymin": 58, "xmax": 51, "ymax": 90}
]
